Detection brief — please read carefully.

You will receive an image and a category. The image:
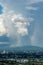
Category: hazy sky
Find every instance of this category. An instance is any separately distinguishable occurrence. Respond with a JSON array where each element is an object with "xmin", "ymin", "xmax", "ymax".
[{"xmin": 0, "ymin": 0, "xmax": 43, "ymax": 49}]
